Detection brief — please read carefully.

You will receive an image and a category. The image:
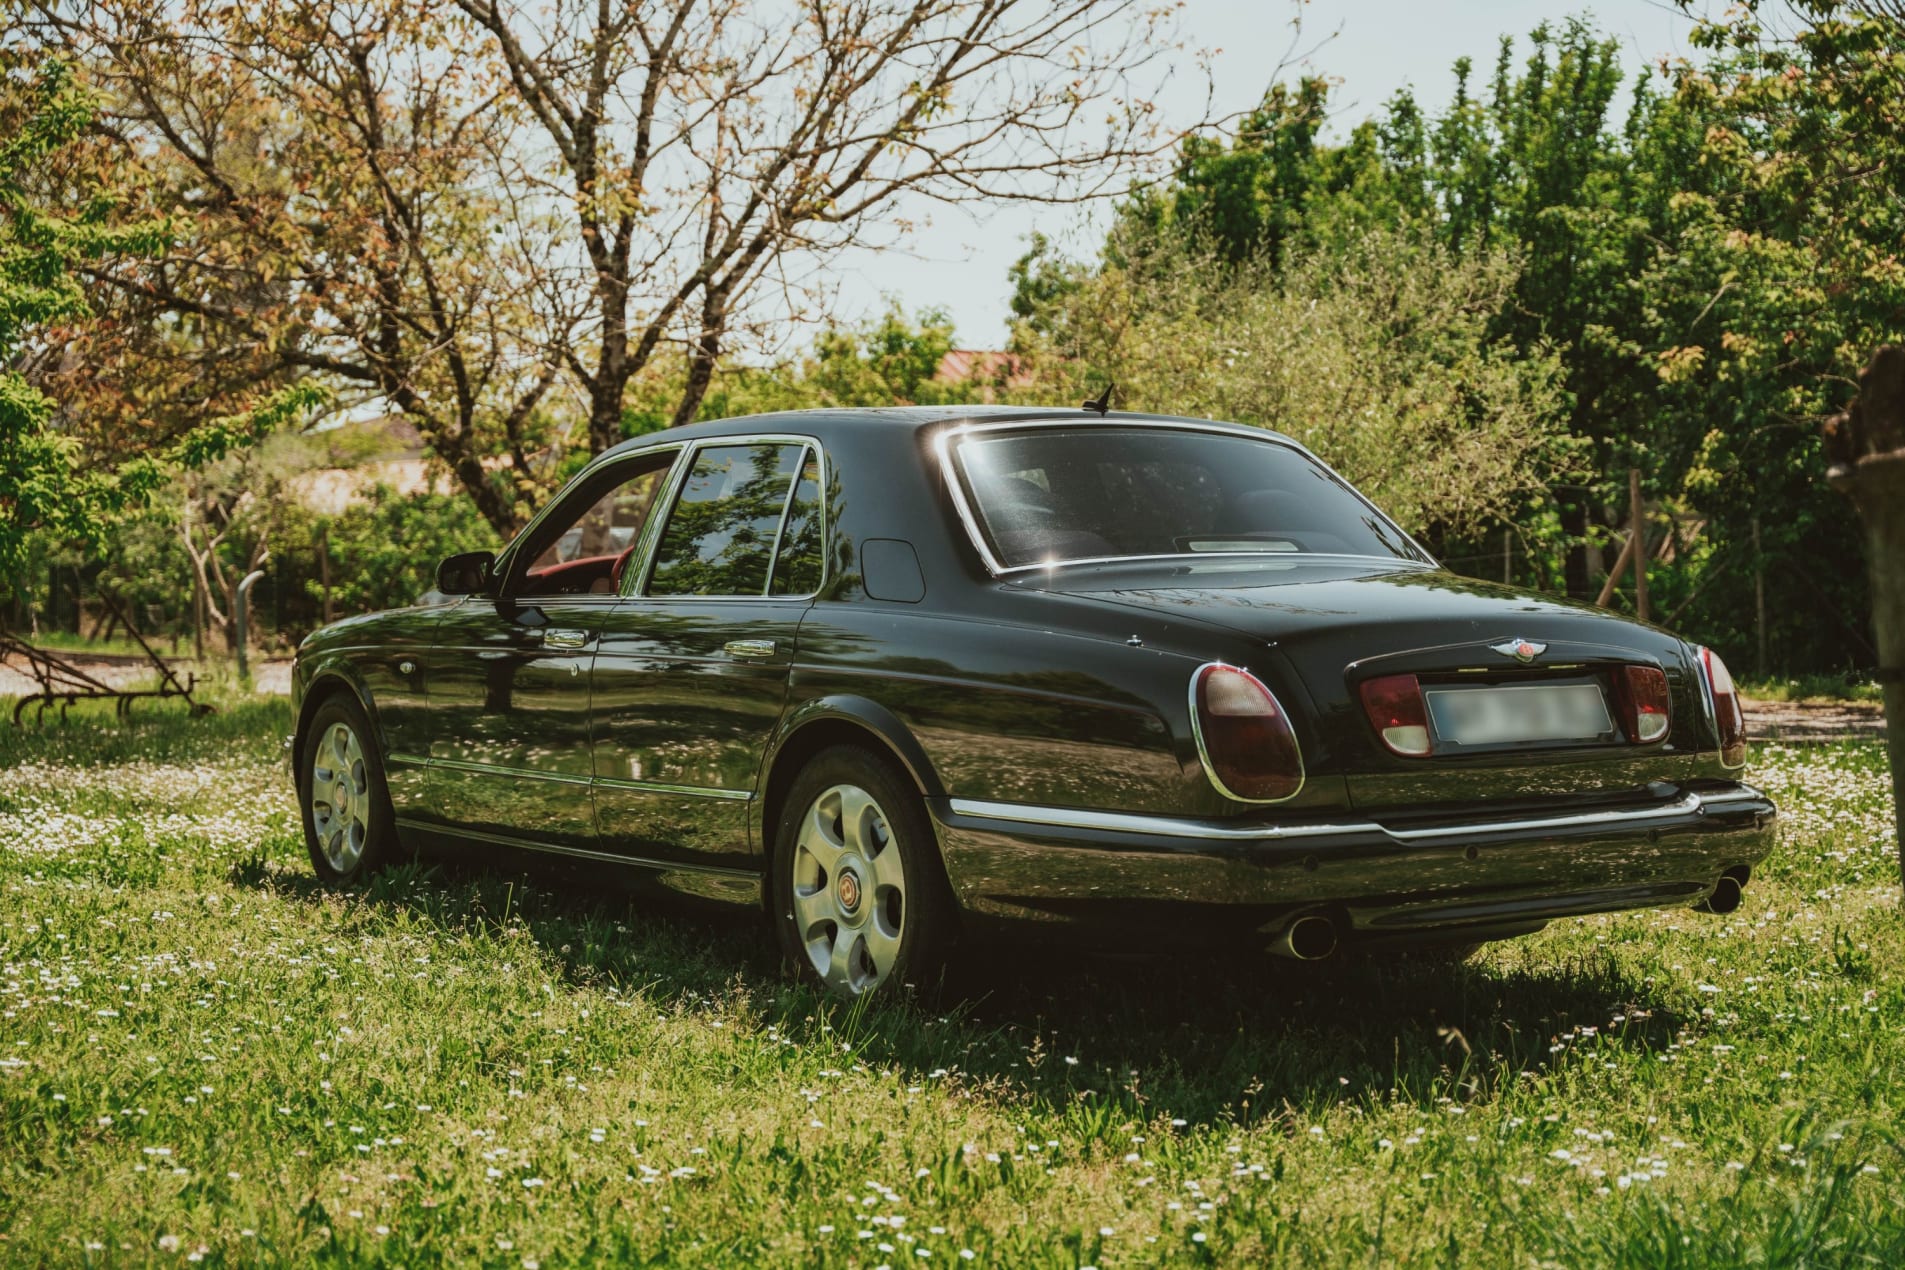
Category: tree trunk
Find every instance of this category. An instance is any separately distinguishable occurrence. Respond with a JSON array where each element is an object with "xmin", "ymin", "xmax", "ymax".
[
  {"xmin": 673, "ymin": 292, "xmax": 728, "ymax": 428},
  {"xmin": 1559, "ymin": 488, "xmax": 1591, "ymax": 599},
  {"xmin": 447, "ymin": 452, "xmax": 521, "ymax": 538},
  {"xmin": 1629, "ymin": 467, "xmax": 1648, "ymax": 623},
  {"xmin": 1824, "ymin": 345, "xmax": 1905, "ymax": 891}
]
